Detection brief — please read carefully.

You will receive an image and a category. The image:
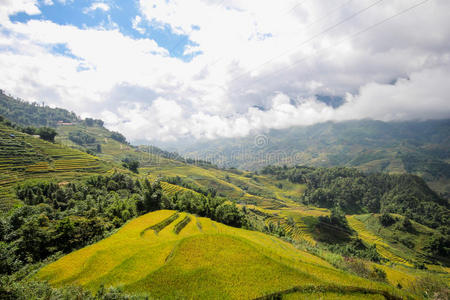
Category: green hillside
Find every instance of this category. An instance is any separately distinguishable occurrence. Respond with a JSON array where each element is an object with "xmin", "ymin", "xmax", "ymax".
[
  {"xmin": 165, "ymin": 119, "xmax": 450, "ymax": 196},
  {"xmin": 347, "ymin": 214, "xmax": 450, "ymax": 268},
  {"xmin": 0, "ymin": 122, "xmax": 112, "ymax": 212},
  {"xmin": 35, "ymin": 210, "xmax": 407, "ymax": 299}
]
